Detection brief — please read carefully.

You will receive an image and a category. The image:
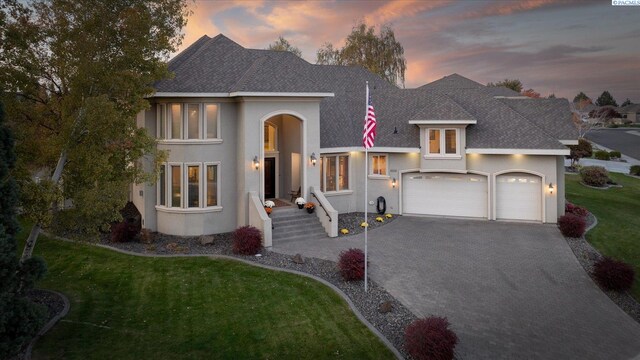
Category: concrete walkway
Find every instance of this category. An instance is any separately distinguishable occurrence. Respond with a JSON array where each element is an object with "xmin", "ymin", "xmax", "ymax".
[{"xmin": 272, "ymin": 216, "xmax": 640, "ymax": 359}]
